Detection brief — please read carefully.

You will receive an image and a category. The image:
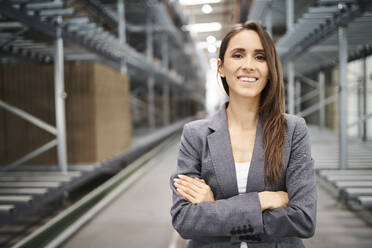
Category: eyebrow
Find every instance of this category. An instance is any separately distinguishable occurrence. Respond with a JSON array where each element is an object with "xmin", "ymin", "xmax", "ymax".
[{"xmin": 229, "ymin": 48, "xmax": 265, "ymax": 54}]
